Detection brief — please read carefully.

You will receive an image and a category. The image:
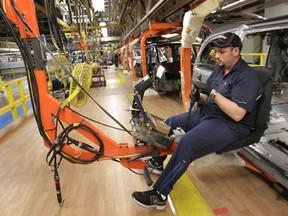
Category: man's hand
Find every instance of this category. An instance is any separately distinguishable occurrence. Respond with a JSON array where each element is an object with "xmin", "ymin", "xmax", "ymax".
[
  {"xmin": 189, "ymin": 88, "xmax": 200, "ymax": 103},
  {"xmin": 192, "ymin": 80, "xmax": 212, "ymax": 95}
]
